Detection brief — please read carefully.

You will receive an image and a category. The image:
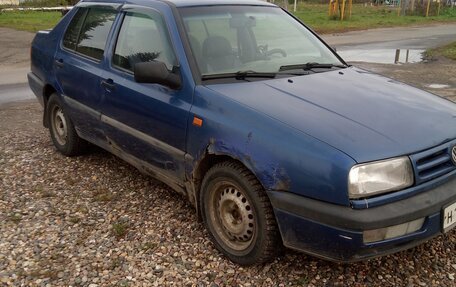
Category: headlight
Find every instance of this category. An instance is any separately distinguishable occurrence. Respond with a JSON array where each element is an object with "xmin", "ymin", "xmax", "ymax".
[{"xmin": 348, "ymin": 156, "xmax": 414, "ymax": 199}]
